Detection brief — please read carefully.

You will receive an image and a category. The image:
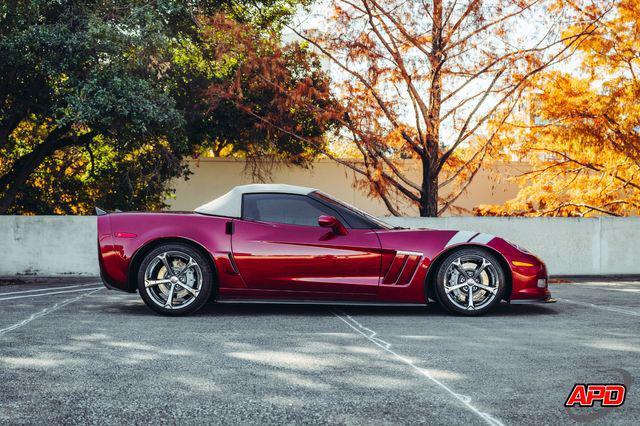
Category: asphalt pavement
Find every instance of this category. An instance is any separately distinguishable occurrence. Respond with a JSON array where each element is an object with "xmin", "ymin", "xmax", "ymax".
[{"xmin": 0, "ymin": 278, "xmax": 638, "ymax": 425}]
